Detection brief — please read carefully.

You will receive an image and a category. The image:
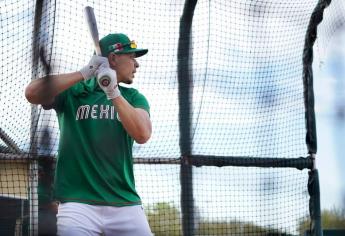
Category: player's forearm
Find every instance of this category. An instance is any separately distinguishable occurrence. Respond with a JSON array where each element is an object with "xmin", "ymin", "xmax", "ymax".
[
  {"xmin": 111, "ymin": 96, "xmax": 152, "ymax": 144},
  {"xmin": 25, "ymin": 71, "xmax": 83, "ymax": 105}
]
